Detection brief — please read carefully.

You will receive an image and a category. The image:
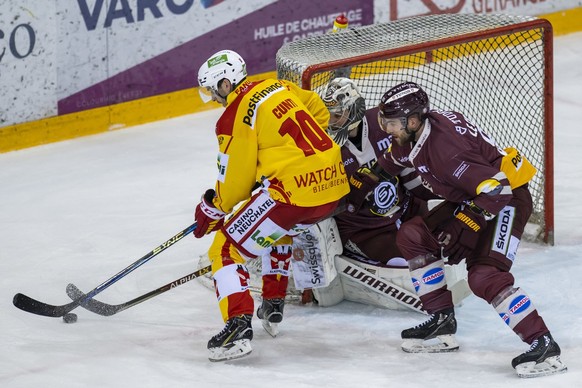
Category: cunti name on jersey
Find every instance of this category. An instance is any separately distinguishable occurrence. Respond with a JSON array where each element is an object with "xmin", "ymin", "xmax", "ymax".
[
  {"xmin": 272, "ymin": 98, "xmax": 298, "ymax": 119},
  {"xmin": 242, "ymin": 82, "xmax": 284, "ymax": 127}
]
